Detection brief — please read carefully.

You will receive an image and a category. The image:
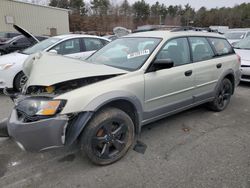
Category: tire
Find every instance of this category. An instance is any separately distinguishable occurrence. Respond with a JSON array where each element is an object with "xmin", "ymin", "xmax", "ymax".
[
  {"xmin": 14, "ymin": 72, "xmax": 28, "ymax": 92},
  {"xmin": 80, "ymin": 107, "xmax": 135, "ymax": 165},
  {"xmin": 208, "ymin": 78, "xmax": 233, "ymax": 112}
]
